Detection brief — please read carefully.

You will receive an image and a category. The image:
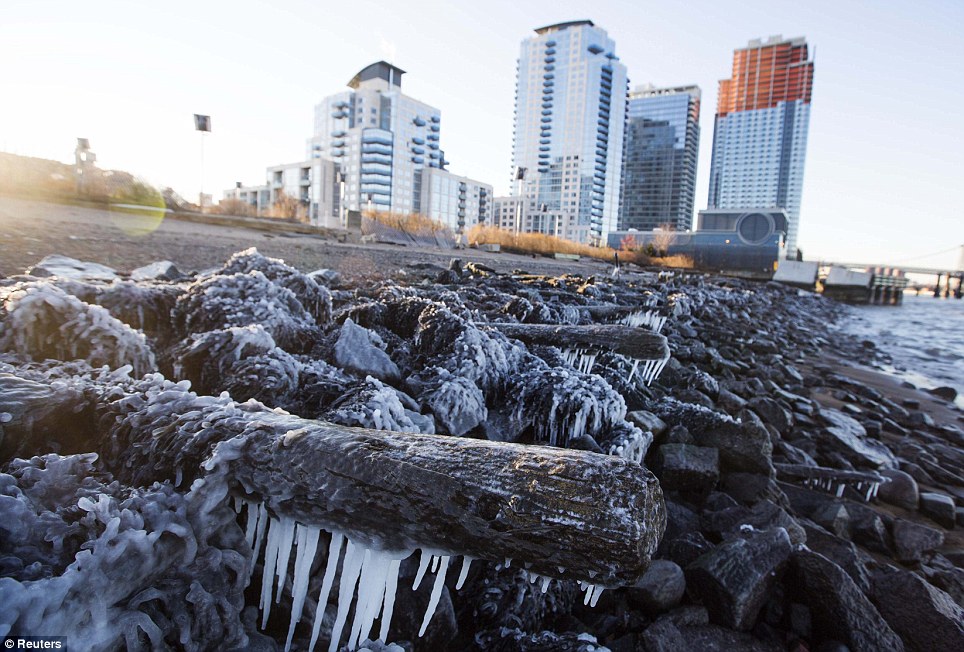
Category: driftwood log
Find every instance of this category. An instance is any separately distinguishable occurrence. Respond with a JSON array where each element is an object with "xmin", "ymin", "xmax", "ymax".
[
  {"xmin": 0, "ymin": 370, "xmax": 666, "ymax": 586},
  {"xmin": 492, "ymin": 323, "xmax": 669, "ymax": 360}
]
